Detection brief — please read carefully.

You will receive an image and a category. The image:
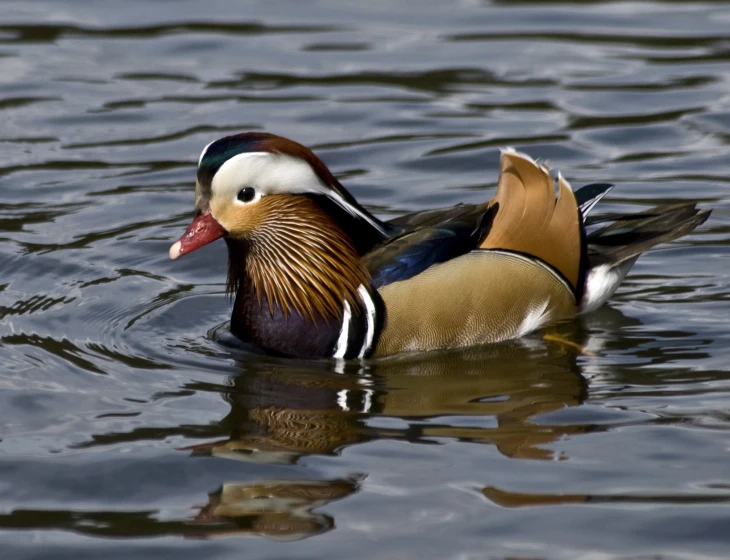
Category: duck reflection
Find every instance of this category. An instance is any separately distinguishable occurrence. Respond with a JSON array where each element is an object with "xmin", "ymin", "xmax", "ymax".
[
  {"xmin": 191, "ymin": 310, "xmax": 640, "ymax": 465},
  {"xmin": 190, "ymin": 476, "xmax": 362, "ymax": 540},
  {"xmin": 482, "ymin": 485, "xmax": 730, "ymax": 508},
  {"xmin": 189, "ymin": 367, "xmax": 377, "ymax": 464},
  {"xmin": 375, "ymin": 337, "xmax": 587, "ymax": 460},
  {"xmin": 0, "ymin": 477, "xmax": 362, "ymax": 541},
  {"xmin": 182, "ymin": 309, "xmax": 645, "ymax": 540}
]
